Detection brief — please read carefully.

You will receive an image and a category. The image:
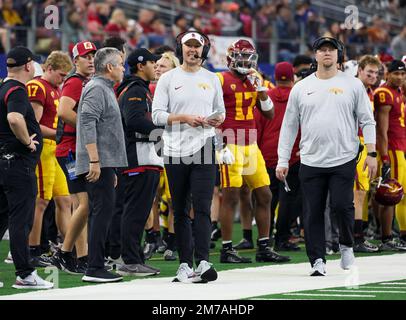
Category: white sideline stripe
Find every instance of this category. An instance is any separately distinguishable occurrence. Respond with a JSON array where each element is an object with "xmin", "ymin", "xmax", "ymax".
[
  {"xmin": 1, "ymin": 253, "xmax": 406, "ymax": 300},
  {"xmin": 380, "ymin": 282, "xmax": 406, "ymax": 285},
  {"xmin": 283, "ymin": 293, "xmax": 376, "ymax": 298},
  {"xmin": 362, "ymin": 286, "xmax": 406, "ymax": 289},
  {"xmin": 319, "ymin": 289, "xmax": 406, "ymax": 294}
]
